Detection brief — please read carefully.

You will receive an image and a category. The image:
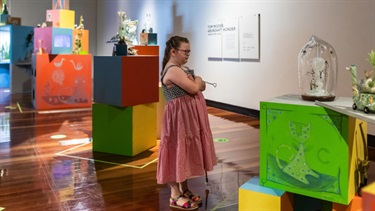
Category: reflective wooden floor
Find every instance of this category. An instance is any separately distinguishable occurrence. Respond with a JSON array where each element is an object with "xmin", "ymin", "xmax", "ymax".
[
  {"xmin": 0, "ymin": 93, "xmax": 374, "ymax": 211},
  {"xmin": 0, "ymin": 93, "xmax": 261, "ymax": 211}
]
